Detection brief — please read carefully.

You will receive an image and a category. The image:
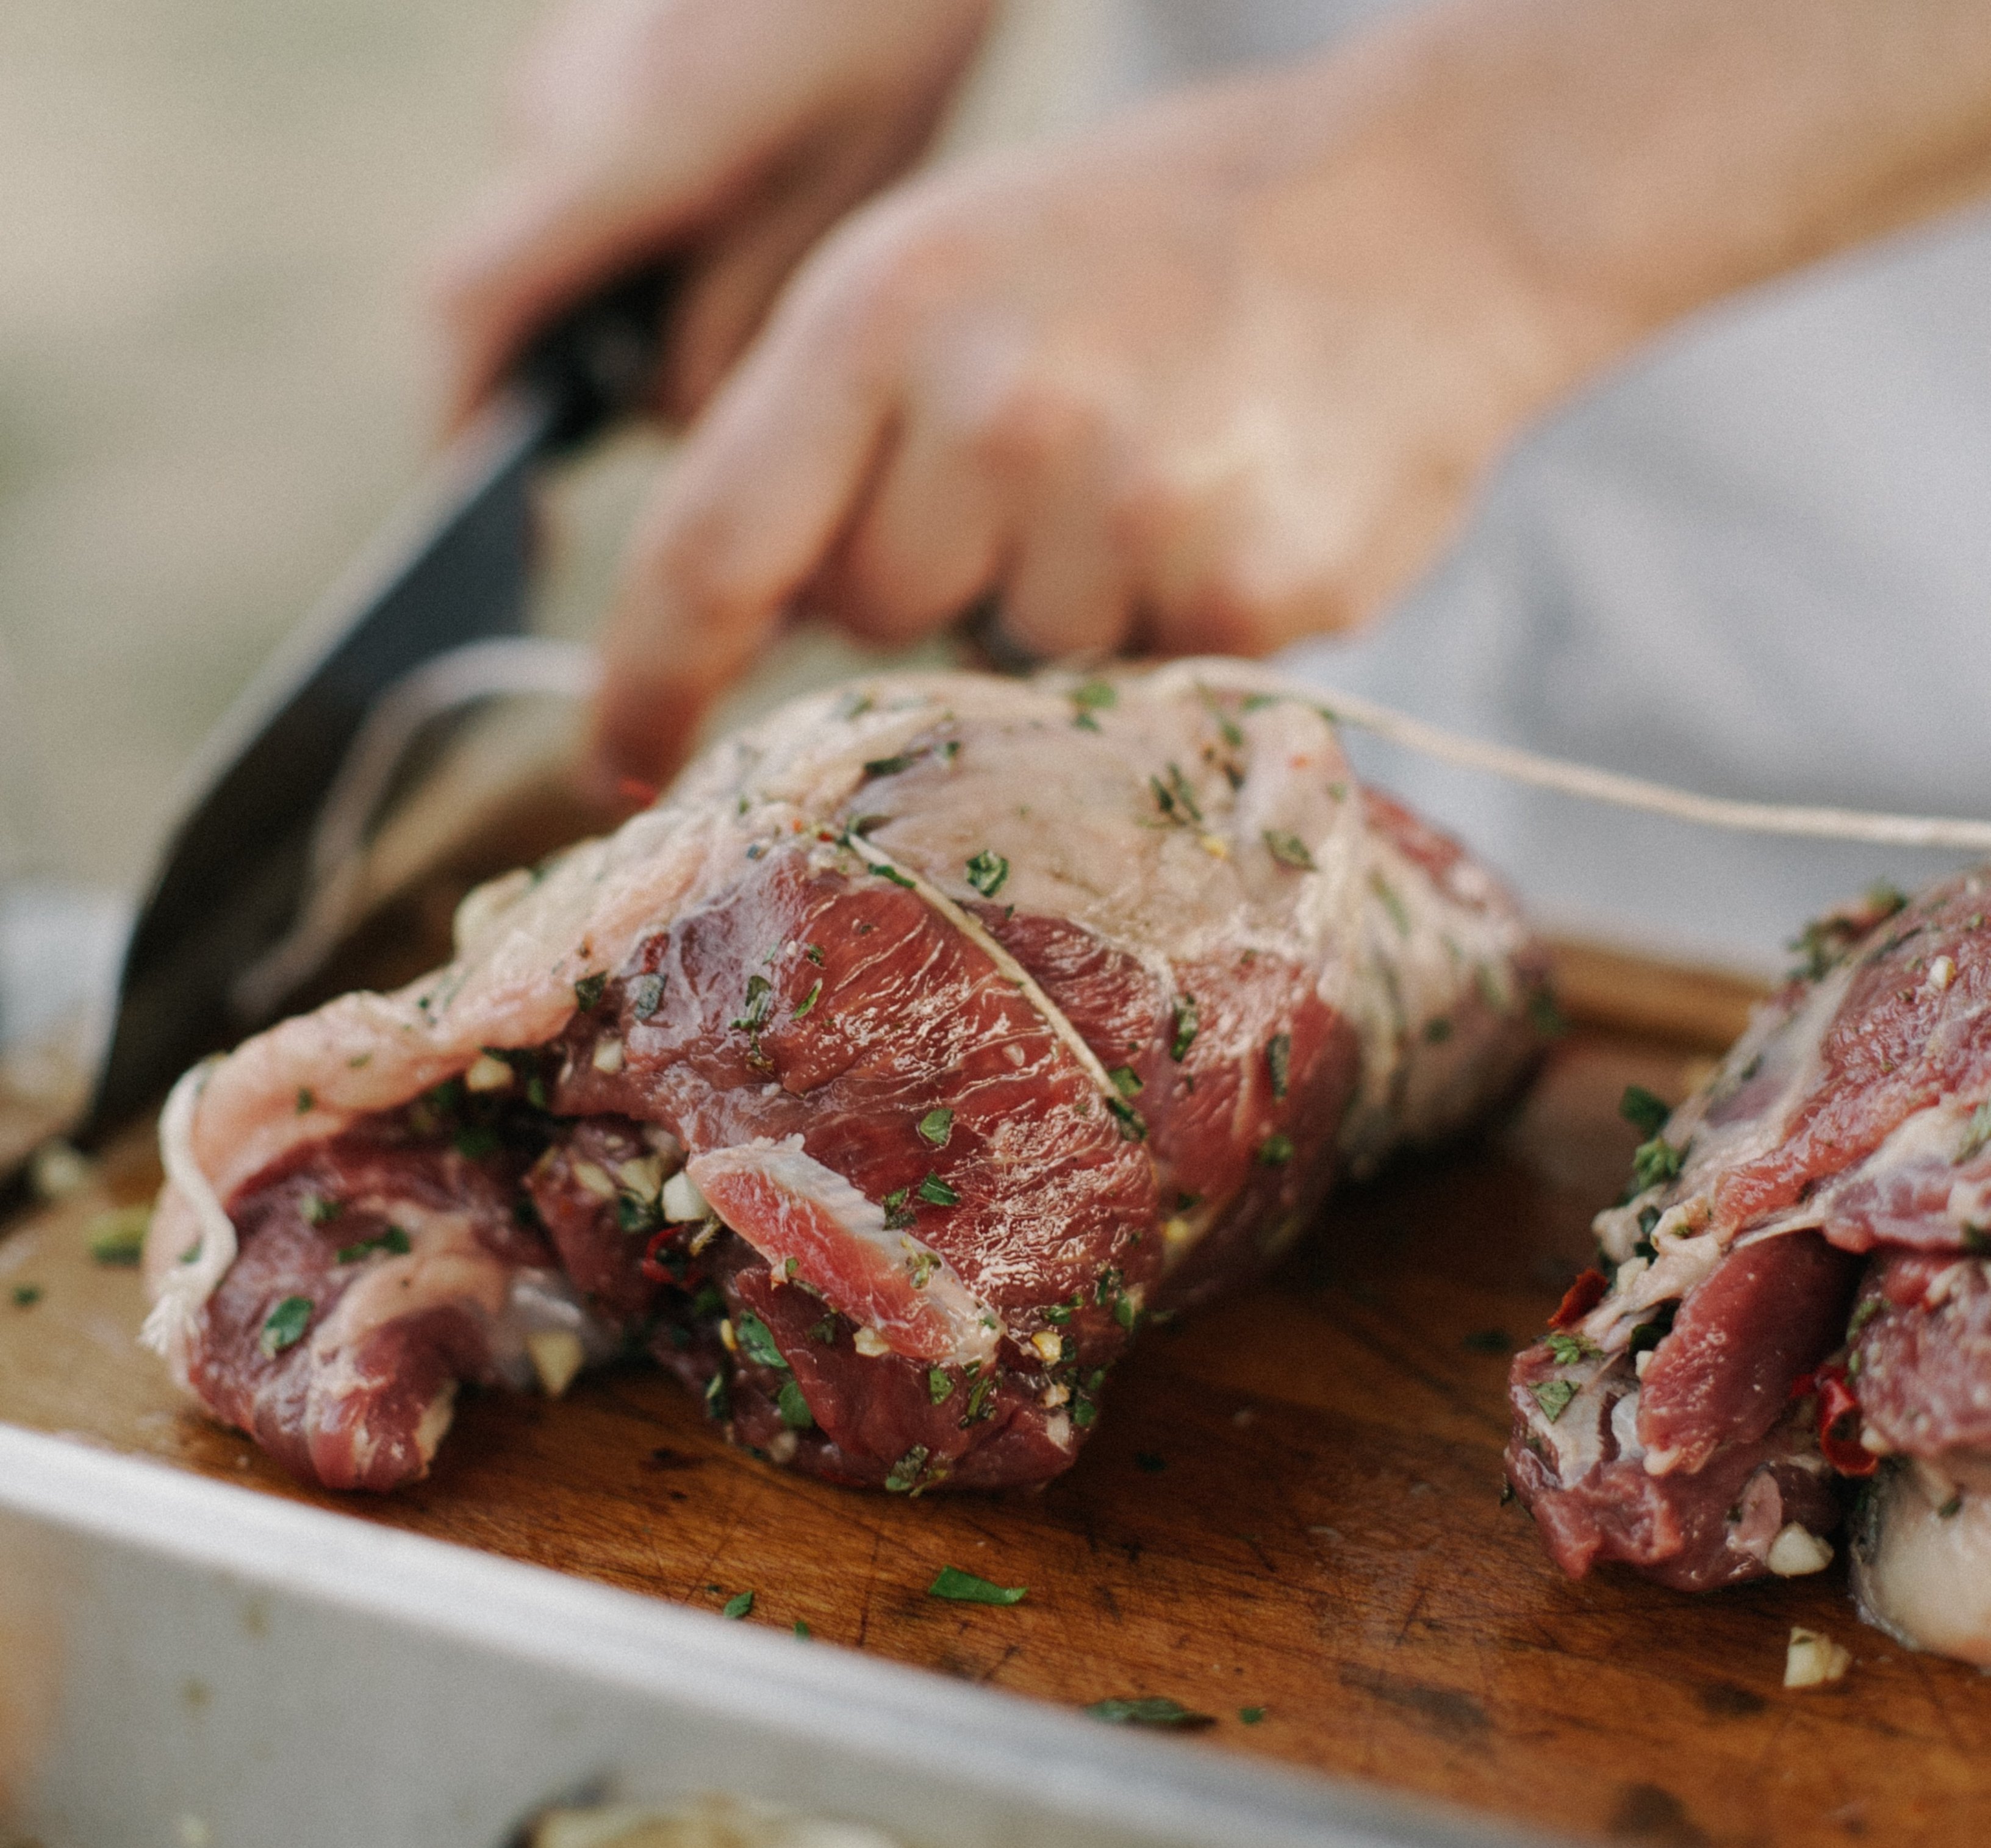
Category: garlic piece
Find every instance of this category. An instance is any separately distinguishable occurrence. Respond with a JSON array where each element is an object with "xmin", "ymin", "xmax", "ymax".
[
  {"xmin": 526, "ymin": 1329, "xmax": 586, "ymax": 1398},
  {"xmin": 464, "ymin": 1053, "xmax": 513, "ymax": 1093},
  {"xmin": 1784, "ymin": 1627, "xmax": 1851, "ymax": 1688},
  {"xmin": 662, "ymin": 1170, "xmax": 711, "ymax": 1222},
  {"xmin": 1767, "ymin": 1524, "xmax": 1834, "ymax": 1577}
]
